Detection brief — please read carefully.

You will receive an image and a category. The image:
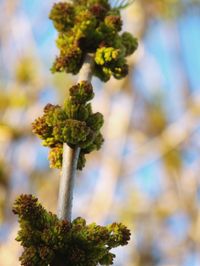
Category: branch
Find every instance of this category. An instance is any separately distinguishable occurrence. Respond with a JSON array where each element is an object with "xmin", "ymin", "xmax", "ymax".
[
  {"xmin": 57, "ymin": 54, "xmax": 94, "ymax": 221},
  {"xmin": 123, "ymin": 95, "xmax": 200, "ymax": 176}
]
